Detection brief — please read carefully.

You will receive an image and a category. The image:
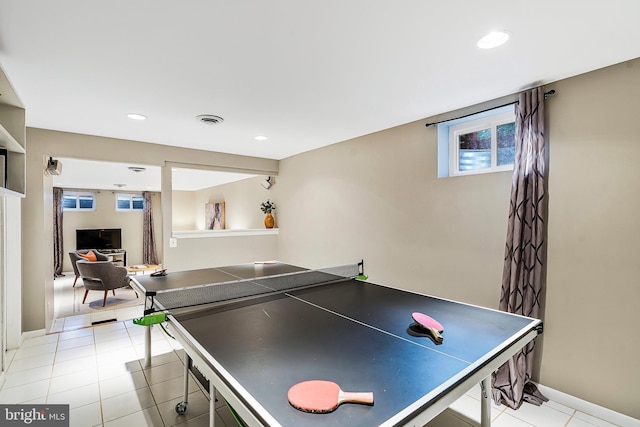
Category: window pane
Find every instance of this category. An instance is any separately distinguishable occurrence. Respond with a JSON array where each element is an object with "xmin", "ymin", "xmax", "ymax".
[
  {"xmin": 458, "ymin": 128, "xmax": 491, "ymax": 171},
  {"xmin": 116, "ymin": 197, "xmax": 131, "ymax": 209},
  {"xmin": 62, "ymin": 197, "xmax": 77, "ymax": 209},
  {"xmin": 497, "ymin": 122, "xmax": 516, "ymax": 166},
  {"xmin": 78, "ymin": 196, "xmax": 94, "ymax": 209},
  {"xmin": 132, "ymin": 197, "xmax": 144, "ymax": 210}
]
